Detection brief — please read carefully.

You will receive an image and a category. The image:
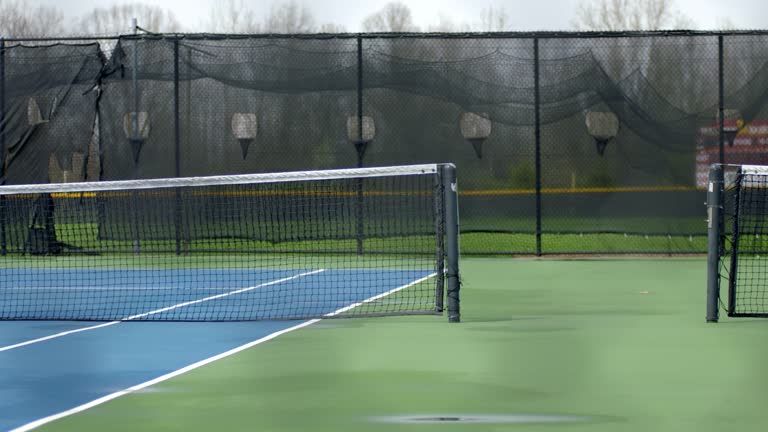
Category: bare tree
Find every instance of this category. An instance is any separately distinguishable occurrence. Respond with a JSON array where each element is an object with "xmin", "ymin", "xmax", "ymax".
[
  {"xmin": 318, "ymin": 23, "xmax": 347, "ymax": 33},
  {"xmin": 78, "ymin": 2, "xmax": 183, "ymax": 35},
  {"xmin": 263, "ymin": 1, "xmax": 316, "ymax": 33},
  {"xmin": 427, "ymin": 14, "xmax": 470, "ymax": 32},
  {"xmin": 478, "ymin": 6, "xmax": 510, "ymax": 32},
  {"xmin": 362, "ymin": 2, "xmax": 419, "ymax": 32},
  {"xmin": 573, "ymin": 0, "xmax": 693, "ymax": 31},
  {"xmin": 0, "ymin": 0, "xmax": 65, "ymax": 37},
  {"xmin": 716, "ymin": 17, "xmax": 738, "ymax": 30},
  {"xmin": 205, "ymin": 0, "xmax": 260, "ymax": 33}
]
